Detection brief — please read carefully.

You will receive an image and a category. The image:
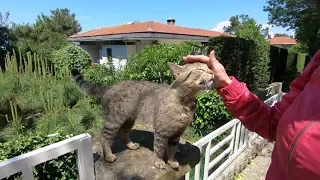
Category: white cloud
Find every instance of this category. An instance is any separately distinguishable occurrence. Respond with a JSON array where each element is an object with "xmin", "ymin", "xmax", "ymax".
[
  {"xmin": 212, "ymin": 20, "xmax": 296, "ymax": 38},
  {"xmin": 261, "ymin": 23, "xmax": 272, "ymax": 29},
  {"xmin": 212, "ymin": 21, "xmax": 231, "ymax": 32}
]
